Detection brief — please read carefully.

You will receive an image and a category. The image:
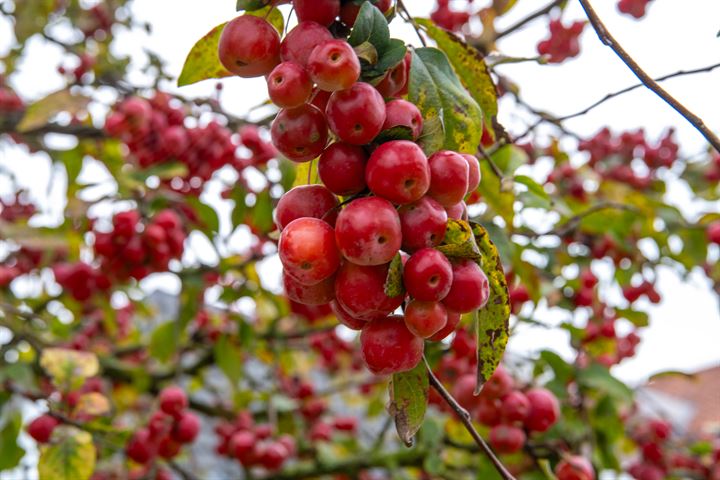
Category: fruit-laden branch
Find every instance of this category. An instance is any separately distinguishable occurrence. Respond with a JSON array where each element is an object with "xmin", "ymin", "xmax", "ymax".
[
  {"xmin": 425, "ymin": 358, "xmax": 517, "ymax": 480},
  {"xmin": 578, "ymin": 0, "xmax": 720, "ymax": 153}
]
